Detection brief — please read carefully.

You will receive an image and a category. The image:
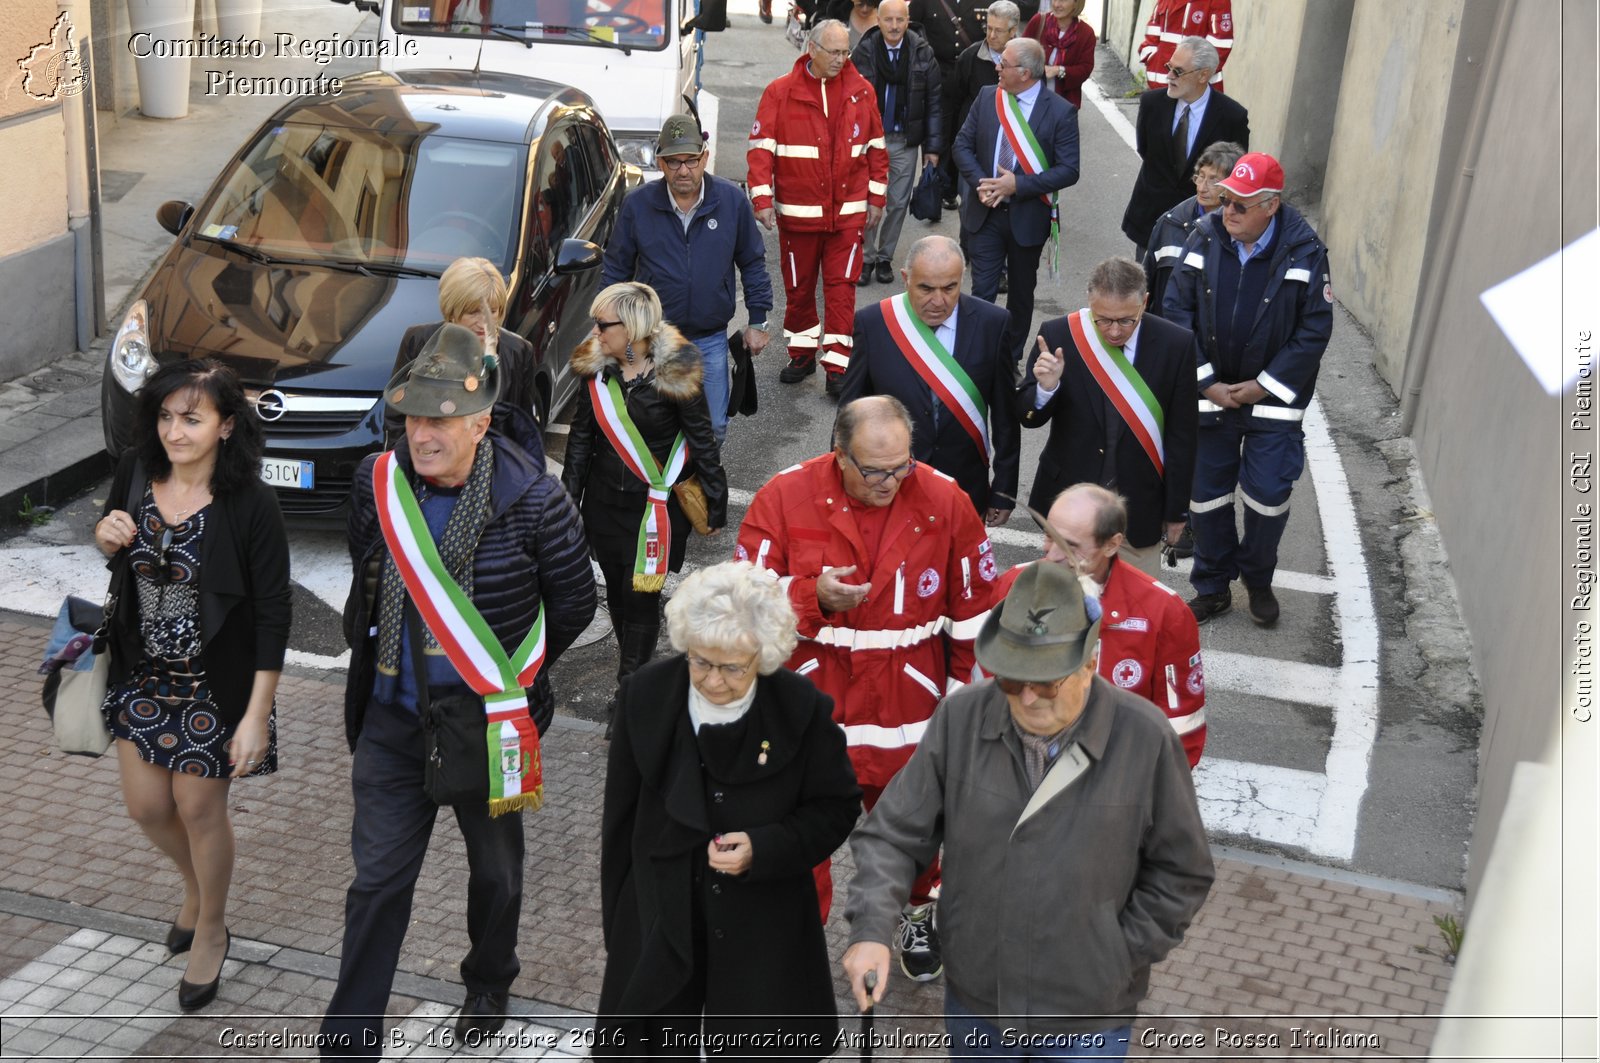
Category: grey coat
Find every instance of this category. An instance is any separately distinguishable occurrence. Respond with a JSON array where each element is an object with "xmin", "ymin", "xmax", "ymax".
[{"xmin": 844, "ymin": 676, "xmax": 1213, "ymax": 1034}]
